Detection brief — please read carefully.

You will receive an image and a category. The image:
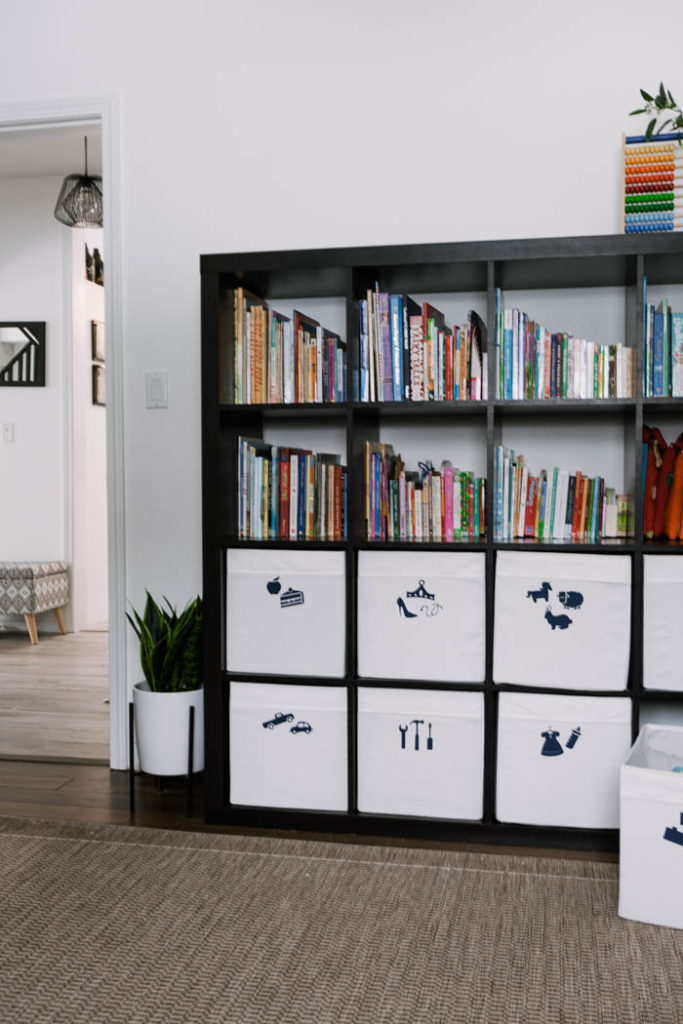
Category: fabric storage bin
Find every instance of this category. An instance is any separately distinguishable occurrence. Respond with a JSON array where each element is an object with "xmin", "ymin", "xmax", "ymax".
[
  {"xmin": 357, "ymin": 551, "xmax": 485, "ymax": 683},
  {"xmin": 493, "ymin": 552, "xmax": 631, "ymax": 691},
  {"xmin": 357, "ymin": 688, "xmax": 484, "ymax": 820},
  {"xmin": 496, "ymin": 692, "xmax": 632, "ymax": 829},
  {"xmin": 229, "ymin": 681, "xmax": 348, "ymax": 811},
  {"xmin": 619, "ymin": 724, "xmax": 683, "ymax": 928},
  {"xmin": 643, "ymin": 556, "xmax": 683, "ymax": 691},
  {"xmin": 226, "ymin": 549, "xmax": 345, "ymax": 677}
]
